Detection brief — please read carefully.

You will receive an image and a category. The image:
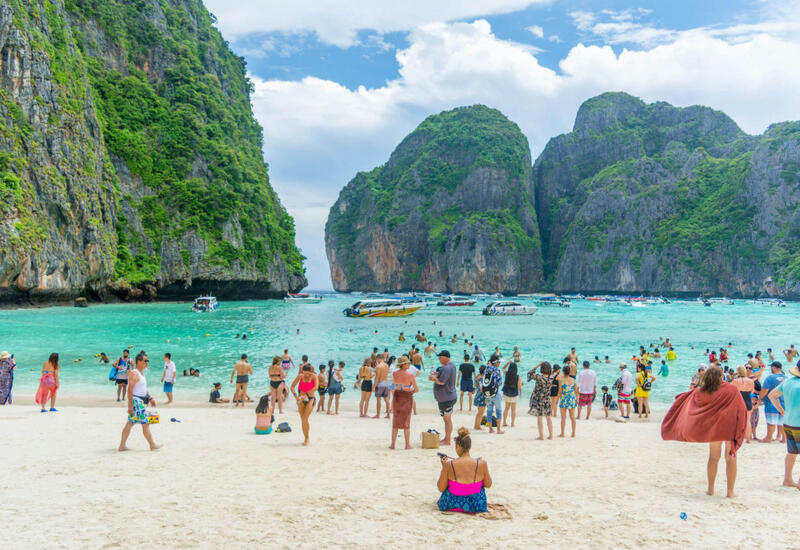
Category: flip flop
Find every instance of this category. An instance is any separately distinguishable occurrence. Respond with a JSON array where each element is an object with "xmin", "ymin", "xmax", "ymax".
[
  {"xmin": 40, "ymin": 409, "xmax": 47, "ymax": 413},
  {"xmin": 49, "ymin": 408, "xmax": 58, "ymax": 412},
  {"xmin": 170, "ymin": 418, "xmax": 181, "ymax": 423}
]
